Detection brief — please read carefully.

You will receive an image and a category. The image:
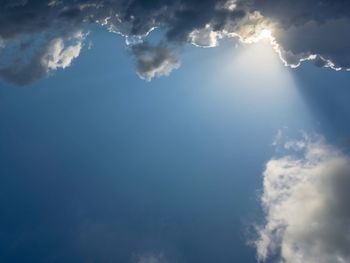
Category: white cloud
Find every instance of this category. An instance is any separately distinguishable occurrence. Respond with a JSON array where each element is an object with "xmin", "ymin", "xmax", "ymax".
[
  {"xmin": 44, "ymin": 32, "xmax": 84, "ymax": 71},
  {"xmin": 255, "ymin": 133, "xmax": 350, "ymax": 263}
]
